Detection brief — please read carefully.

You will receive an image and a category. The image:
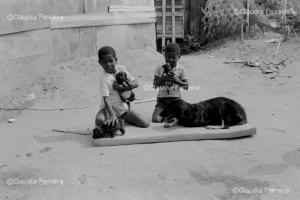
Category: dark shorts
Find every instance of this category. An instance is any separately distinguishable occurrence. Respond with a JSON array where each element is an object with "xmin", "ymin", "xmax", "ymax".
[{"xmin": 155, "ymin": 97, "xmax": 181, "ymax": 110}]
